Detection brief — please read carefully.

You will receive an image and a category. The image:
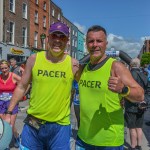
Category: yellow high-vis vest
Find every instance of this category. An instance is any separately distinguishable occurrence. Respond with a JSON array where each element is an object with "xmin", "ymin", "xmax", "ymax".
[
  {"xmin": 27, "ymin": 52, "xmax": 74, "ymax": 125},
  {"xmin": 78, "ymin": 57, "xmax": 124, "ymax": 146}
]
